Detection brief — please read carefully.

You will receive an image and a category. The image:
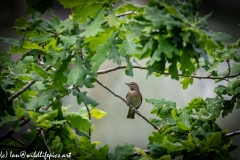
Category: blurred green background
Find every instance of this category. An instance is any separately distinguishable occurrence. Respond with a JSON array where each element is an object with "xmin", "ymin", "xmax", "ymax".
[{"xmin": 0, "ymin": 0, "xmax": 240, "ymax": 158}]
